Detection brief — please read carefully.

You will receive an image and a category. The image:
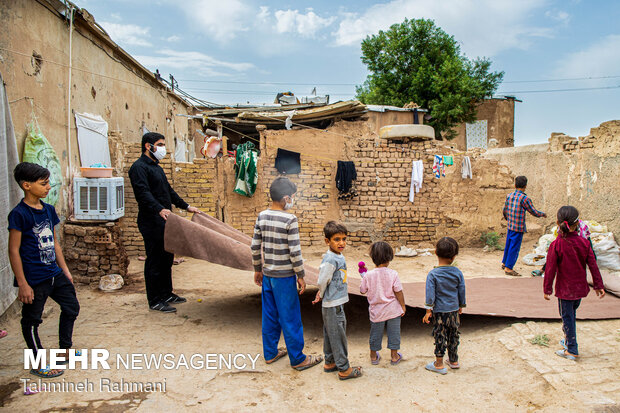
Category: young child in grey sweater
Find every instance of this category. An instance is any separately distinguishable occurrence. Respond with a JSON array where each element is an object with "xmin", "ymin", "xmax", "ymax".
[{"xmin": 312, "ymin": 221, "xmax": 362, "ymax": 380}]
